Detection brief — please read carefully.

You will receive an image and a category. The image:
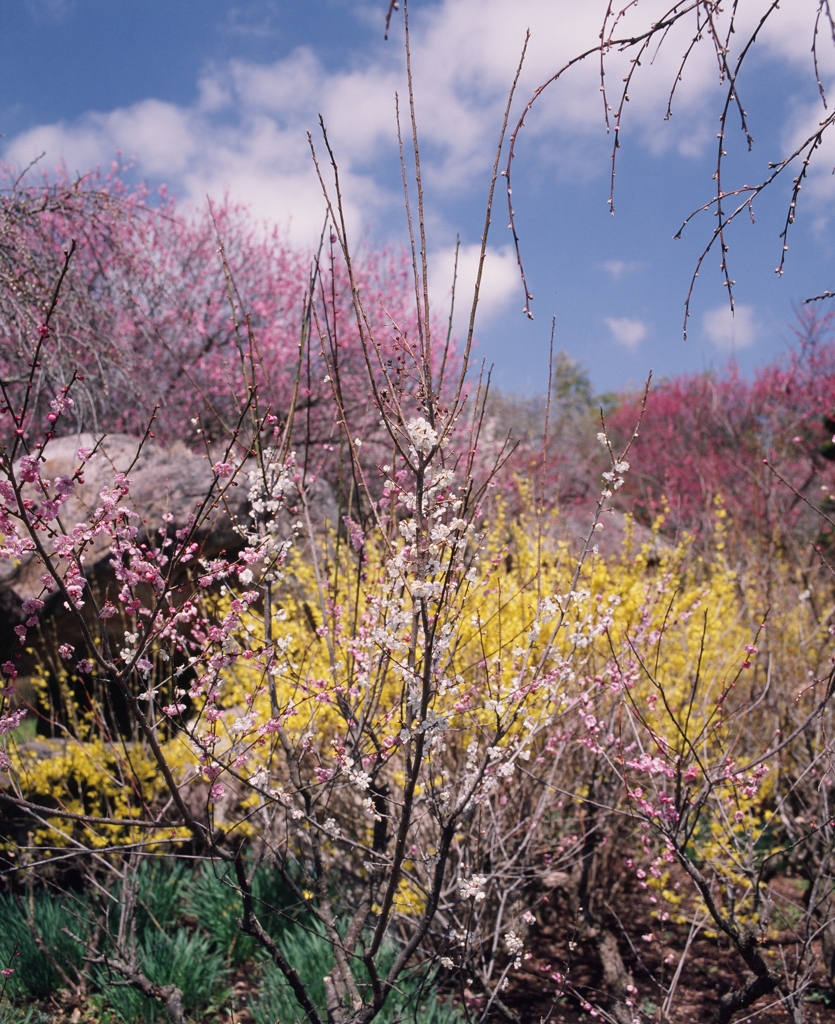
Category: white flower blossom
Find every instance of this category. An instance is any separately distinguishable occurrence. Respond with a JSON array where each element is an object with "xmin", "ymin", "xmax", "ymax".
[
  {"xmin": 362, "ymin": 796, "xmax": 383, "ymax": 821},
  {"xmin": 459, "ymin": 874, "xmax": 487, "ymax": 902},
  {"xmin": 406, "ymin": 417, "xmax": 439, "ymax": 454},
  {"xmin": 230, "ymin": 712, "xmax": 256, "ymax": 735},
  {"xmin": 345, "ymin": 763, "xmax": 371, "ymax": 790}
]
